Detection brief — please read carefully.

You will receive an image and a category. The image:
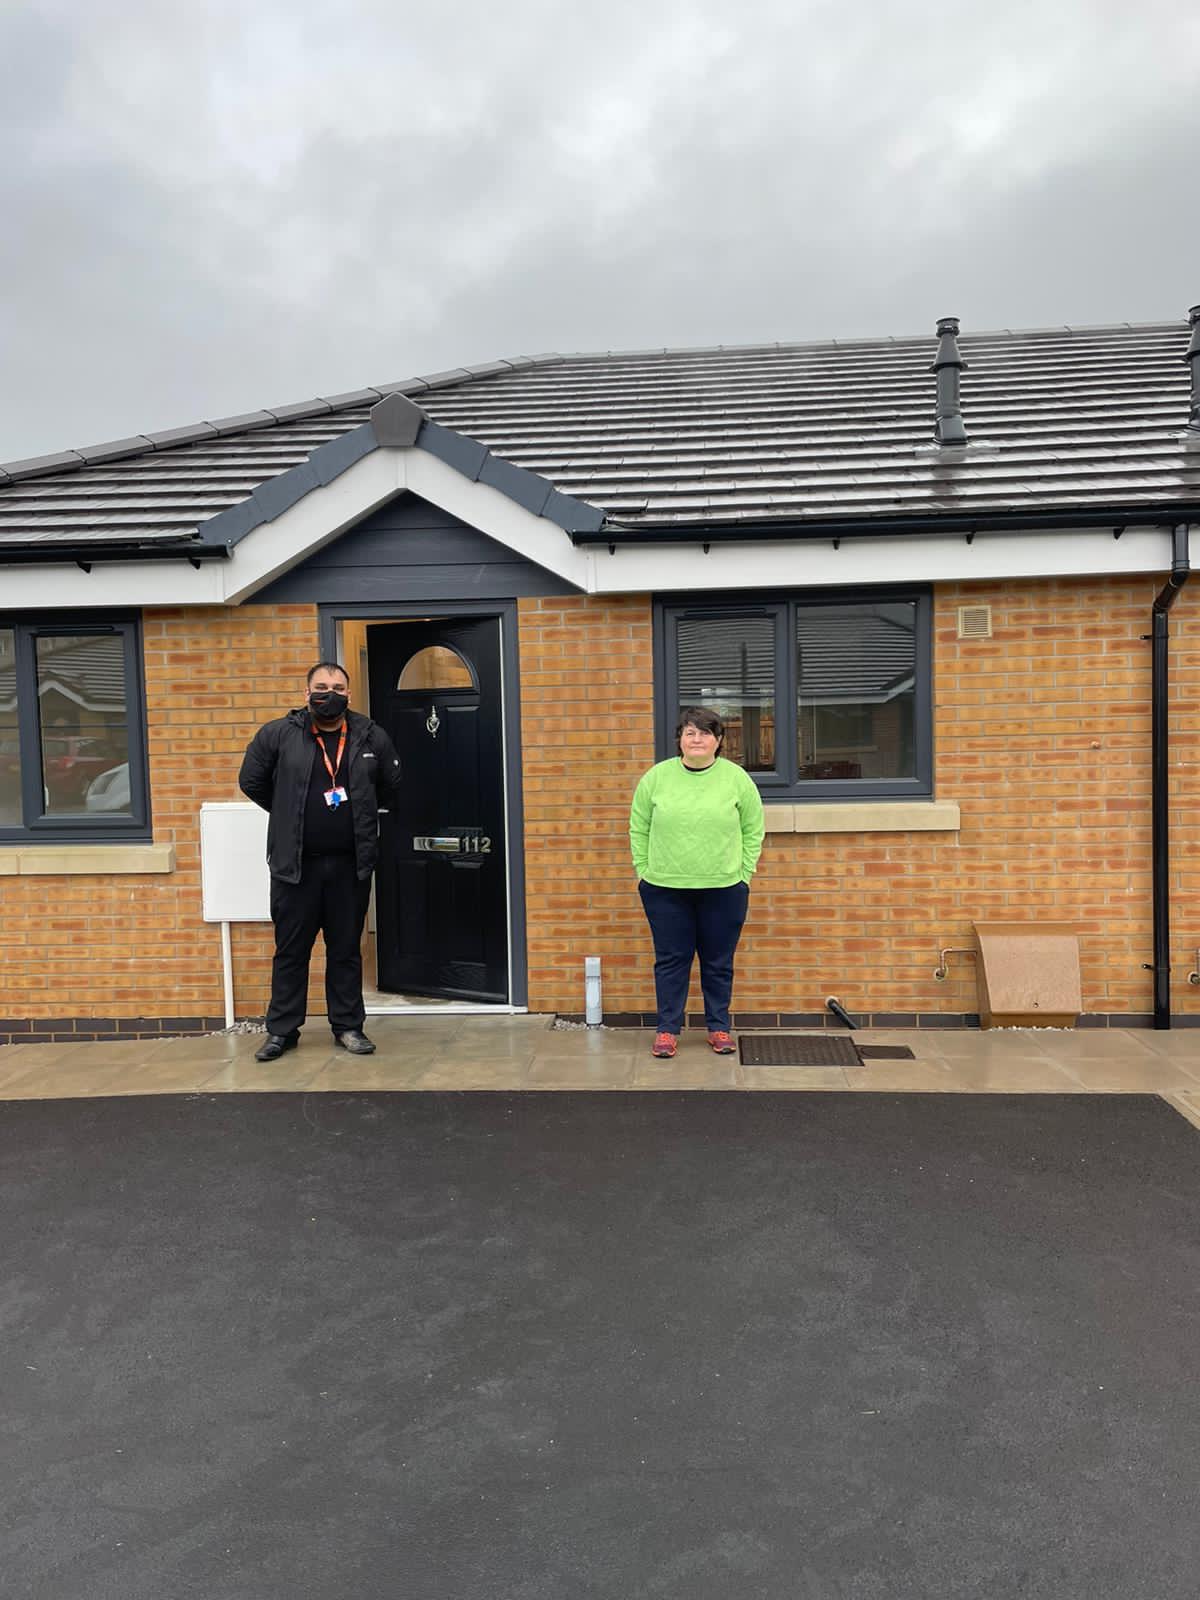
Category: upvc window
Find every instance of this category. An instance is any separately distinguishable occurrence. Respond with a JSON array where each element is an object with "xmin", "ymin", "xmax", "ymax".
[
  {"xmin": 0, "ymin": 616, "xmax": 151, "ymax": 840},
  {"xmin": 657, "ymin": 590, "xmax": 932, "ymax": 800}
]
